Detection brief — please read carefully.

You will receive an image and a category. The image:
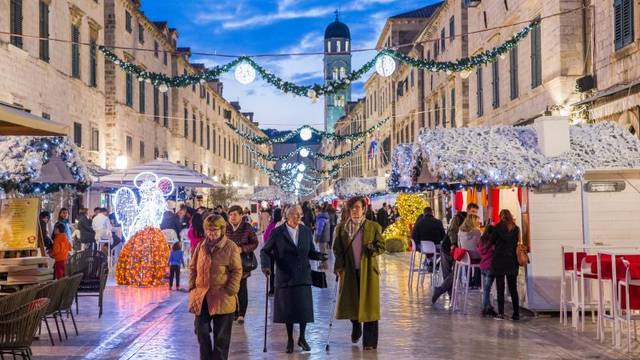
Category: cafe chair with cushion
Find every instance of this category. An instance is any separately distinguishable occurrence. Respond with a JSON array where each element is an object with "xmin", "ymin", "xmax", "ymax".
[{"xmin": 0, "ymin": 298, "xmax": 50, "ymax": 360}]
